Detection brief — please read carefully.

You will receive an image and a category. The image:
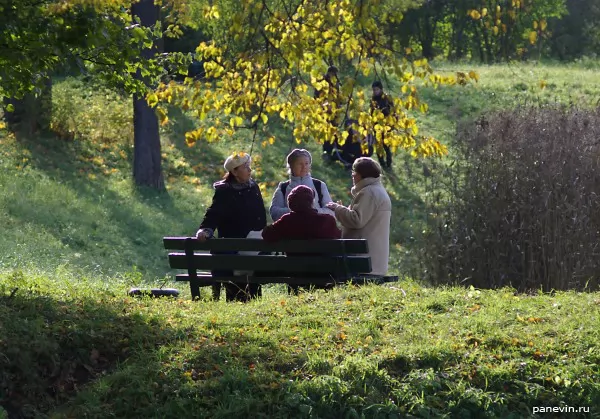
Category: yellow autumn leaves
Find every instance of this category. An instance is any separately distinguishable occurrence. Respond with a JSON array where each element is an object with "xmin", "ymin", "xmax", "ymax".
[
  {"xmin": 468, "ymin": 2, "xmax": 548, "ymax": 45},
  {"xmin": 150, "ymin": 0, "xmax": 484, "ymax": 158}
]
